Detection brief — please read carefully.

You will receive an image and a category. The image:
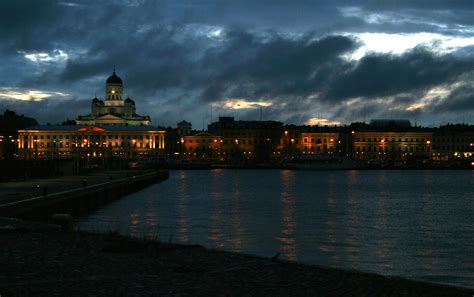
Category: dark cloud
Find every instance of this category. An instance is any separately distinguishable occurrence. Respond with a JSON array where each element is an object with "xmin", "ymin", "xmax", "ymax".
[
  {"xmin": 0, "ymin": 0, "xmax": 60, "ymax": 53},
  {"xmin": 364, "ymin": 0, "xmax": 473, "ymax": 11},
  {"xmin": 0, "ymin": 97, "xmax": 89, "ymax": 125},
  {"xmin": 324, "ymin": 47, "xmax": 474, "ymax": 101},
  {"xmin": 434, "ymin": 84, "xmax": 474, "ymax": 113},
  {"xmin": 0, "ymin": 0, "xmax": 472, "ymax": 126},
  {"xmin": 199, "ymin": 33, "xmax": 357, "ymax": 102}
]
